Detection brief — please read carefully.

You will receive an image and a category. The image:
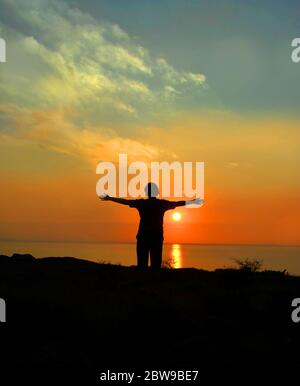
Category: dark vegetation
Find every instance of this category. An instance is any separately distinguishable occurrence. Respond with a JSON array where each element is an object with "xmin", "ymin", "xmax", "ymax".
[{"xmin": 0, "ymin": 253, "xmax": 299, "ymax": 370}]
